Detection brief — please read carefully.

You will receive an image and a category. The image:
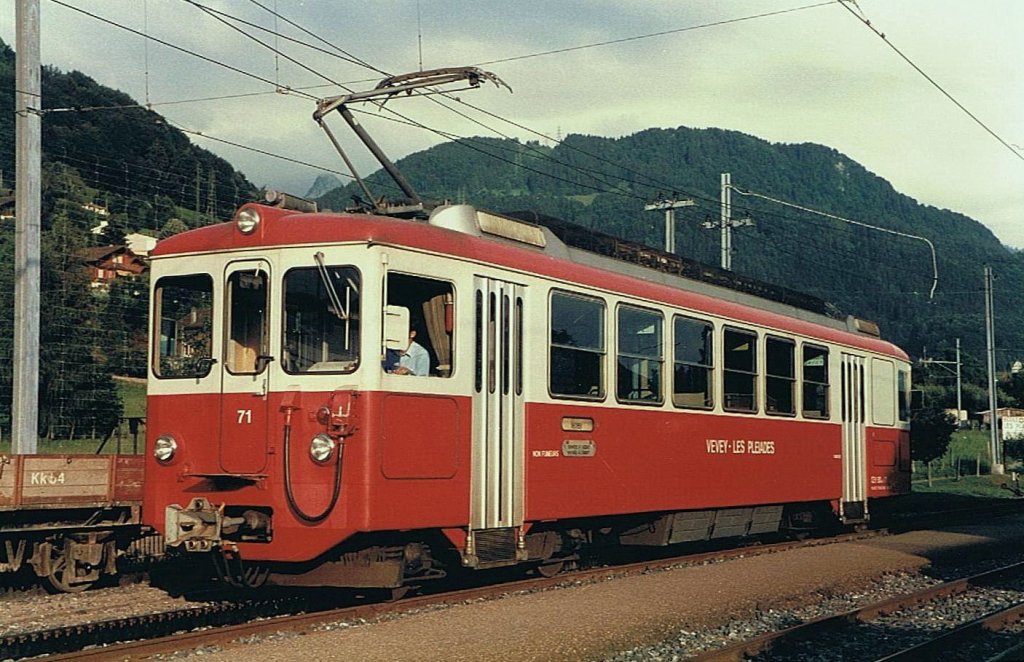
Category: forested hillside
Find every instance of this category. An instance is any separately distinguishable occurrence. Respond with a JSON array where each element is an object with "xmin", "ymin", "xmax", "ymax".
[
  {"xmin": 0, "ymin": 39, "xmax": 258, "ymax": 441},
  {"xmin": 318, "ymin": 129, "xmax": 1024, "ymax": 383}
]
